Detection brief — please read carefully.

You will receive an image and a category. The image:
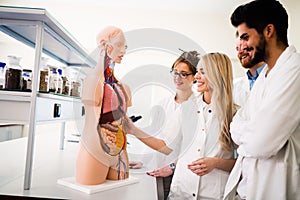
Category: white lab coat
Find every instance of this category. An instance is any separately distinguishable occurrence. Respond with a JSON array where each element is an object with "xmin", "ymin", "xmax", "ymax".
[
  {"xmin": 233, "ymin": 76, "xmax": 250, "ymax": 108},
  {"xmin": 168, "ymin": 93, "xmax": 234, "ymax": 200},
  {"xmin": 144, "ymin": 93, "xmax": 199, "ymax": 168},
  {"xmin": 224, "ymin": 46, "xmax": 300, "ymax": 200},
  {"xmin": 233, "ymin": 64, "xmax": 266, "ymax": 108}
]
